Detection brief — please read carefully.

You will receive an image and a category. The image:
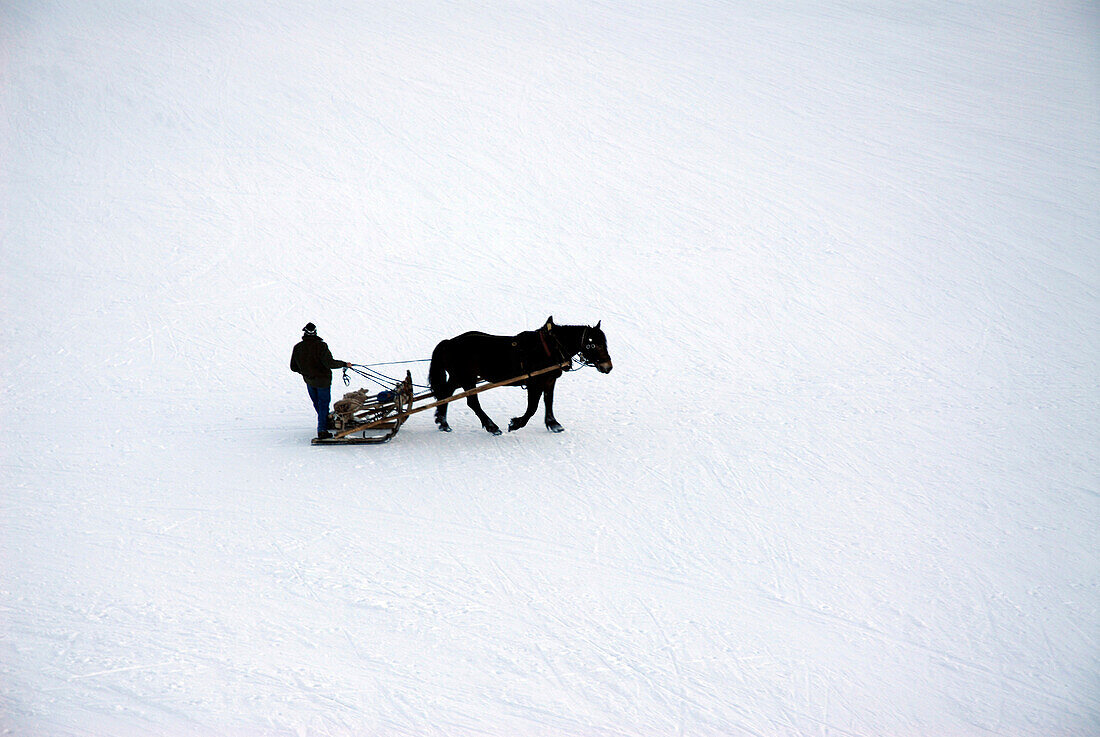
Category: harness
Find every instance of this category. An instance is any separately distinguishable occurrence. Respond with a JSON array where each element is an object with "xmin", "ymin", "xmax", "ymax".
[
  {"xmin": 544, "ymin": 325, "xmax": 604, "ymax": 371},
  {"xmin": 509, "ymin": 326, "xmax": 582, "ymax": 384}
]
